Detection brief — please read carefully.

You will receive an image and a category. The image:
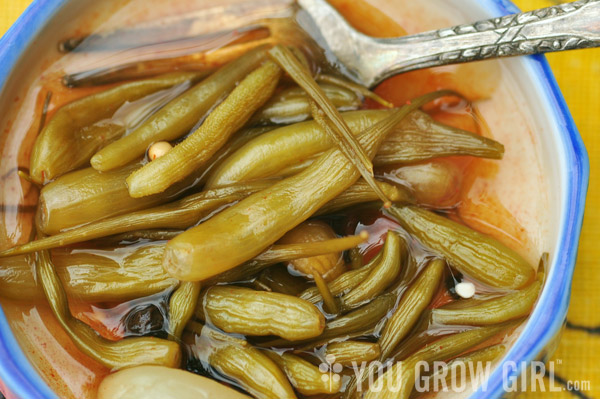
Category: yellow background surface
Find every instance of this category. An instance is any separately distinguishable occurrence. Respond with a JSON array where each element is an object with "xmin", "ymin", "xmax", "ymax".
[{"xmin": 0, "ymin": 0, "xmax": 598, "ymax": 398}]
